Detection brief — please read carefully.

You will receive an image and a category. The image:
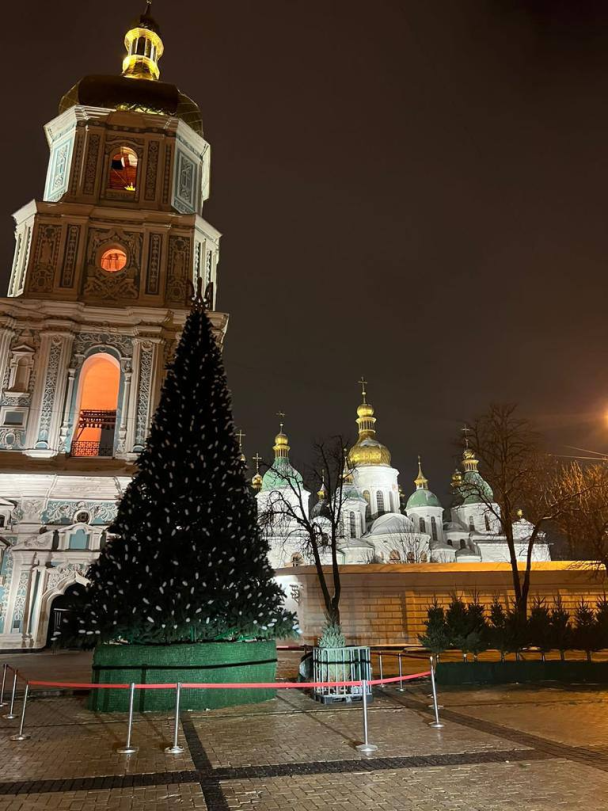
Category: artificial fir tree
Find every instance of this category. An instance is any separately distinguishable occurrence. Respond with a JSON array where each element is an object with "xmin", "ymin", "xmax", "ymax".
[{"xmin": 61, "ymin": 286, "xmax": 296, "ymax": 647}]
